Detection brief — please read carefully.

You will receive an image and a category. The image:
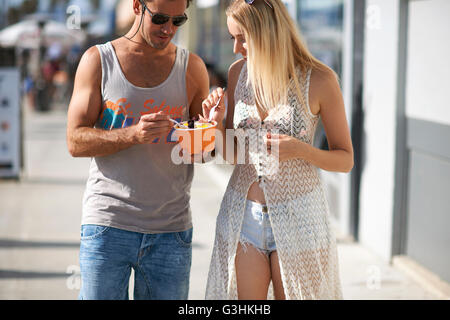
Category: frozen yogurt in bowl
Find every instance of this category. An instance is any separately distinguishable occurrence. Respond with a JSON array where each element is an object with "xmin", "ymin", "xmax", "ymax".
[{"xmin": 173, "ymin": 120, "xmax": 217, "ymax": 155}]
